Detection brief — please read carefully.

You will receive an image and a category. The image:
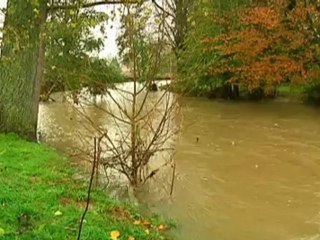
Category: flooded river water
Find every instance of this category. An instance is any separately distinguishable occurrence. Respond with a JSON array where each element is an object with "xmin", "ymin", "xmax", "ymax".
[{"xmin": 38, "ymin": 92, "xmax": 320, "ymax": 240}]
